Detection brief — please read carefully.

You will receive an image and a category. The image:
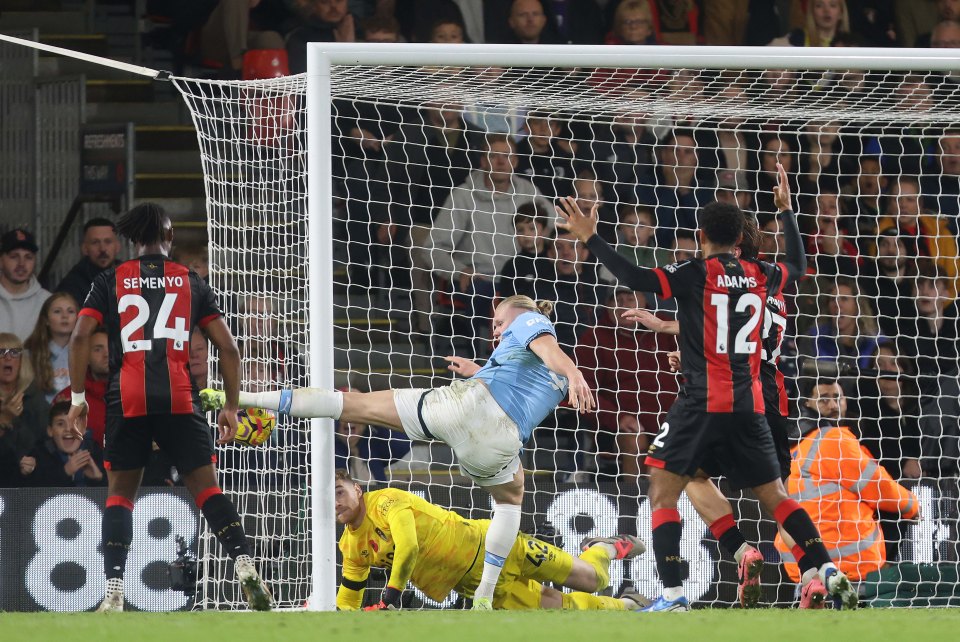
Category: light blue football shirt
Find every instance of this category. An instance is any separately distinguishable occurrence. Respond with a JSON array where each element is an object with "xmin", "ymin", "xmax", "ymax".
[{"xmin": 472, "ymin": 311, "xmax": 568, "ymax": 442}]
